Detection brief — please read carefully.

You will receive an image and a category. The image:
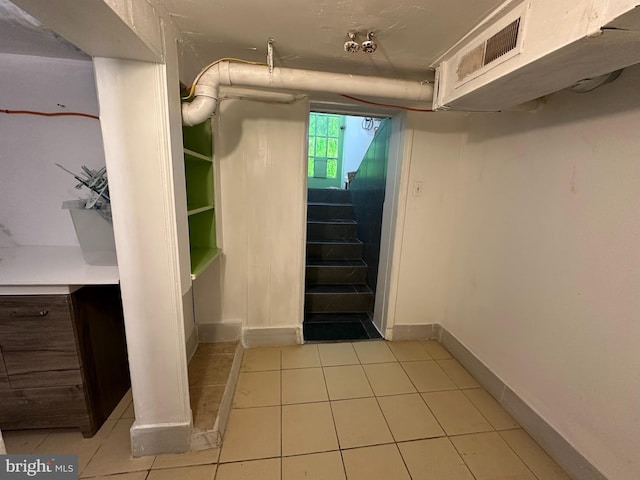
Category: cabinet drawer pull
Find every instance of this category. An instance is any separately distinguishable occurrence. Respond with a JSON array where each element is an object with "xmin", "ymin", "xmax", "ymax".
[{"xmin": 11, "ymin": 310, "xmax": 49, "ymax": 317}]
